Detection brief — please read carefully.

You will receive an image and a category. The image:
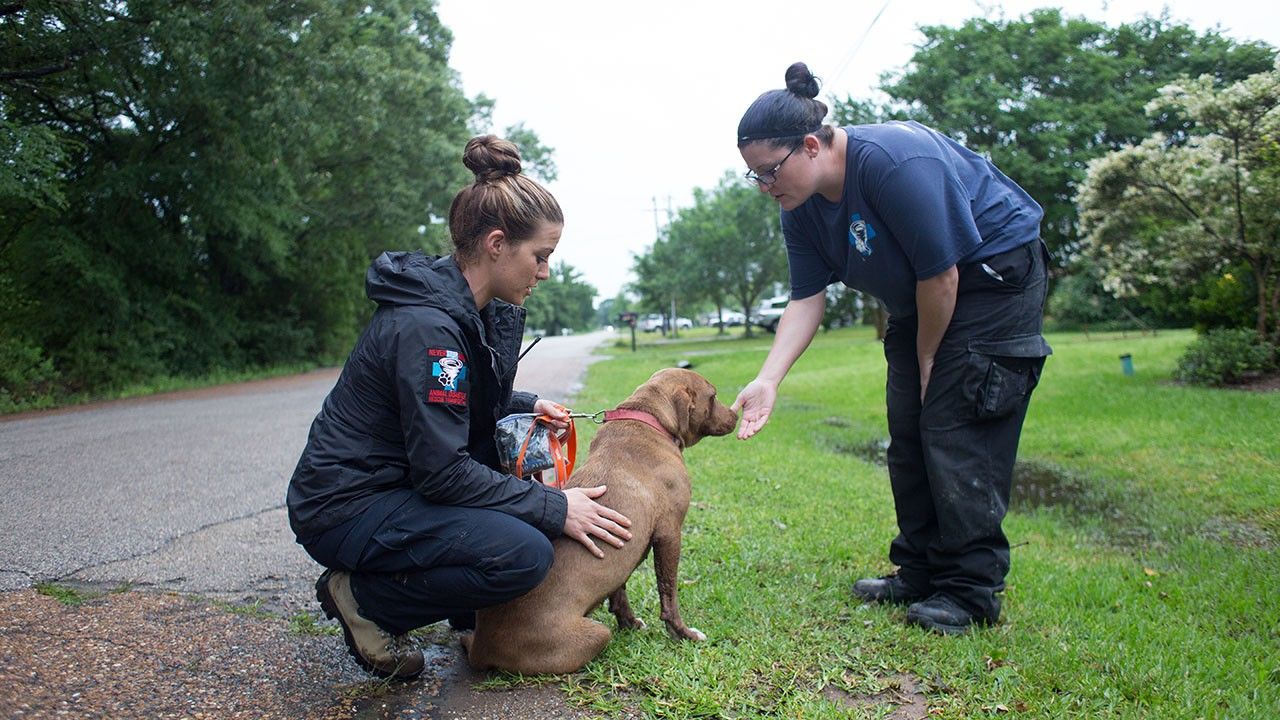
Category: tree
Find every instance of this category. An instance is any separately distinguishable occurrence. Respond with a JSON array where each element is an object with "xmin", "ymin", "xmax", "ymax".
[
  {"xmin": 0, "ymin": 1, "xmax": 483, "ymax": 400},
  {"xmin": 1045, "ymin": 259, "xmax": 1163, "ymax": 331},
  {"xmin": 637, "ymin": 173, "xmax": 788, "ymax": 338},
  {"xmin": 628, "ymin": 235, "xmax": 689, "ymax": 337},
  {"xmin": 502, "ymin": 121, "xmax": 558, "ymax": 184},
  {"xmin": 595, "ymin": 294, "xmax": 634, "ymax": 329},
  {"xmin": 1076, "ymin": 61, "xmax": 1280, "ymax": 343},
  {"xmin": 668, "ymin": 186, "xmax": 735, "ymax": 334},
  {"xmin": 522, "ymin": 261, "xmax": 596, "ymax": 336},
  {"xmin": 0, "ymin": 118, "xmax": 66, "ymax": 215},
  {"xmin": 877, "ymin": 9, "xmax": 1276, "ymax": 262}
]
